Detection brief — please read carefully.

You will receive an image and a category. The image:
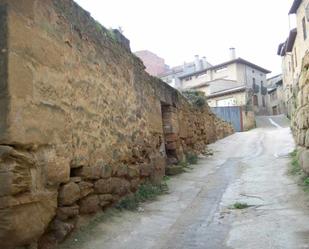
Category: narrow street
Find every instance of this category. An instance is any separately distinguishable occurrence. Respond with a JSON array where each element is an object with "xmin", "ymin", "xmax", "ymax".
[{"xmin": 61, "ymin": 115, "xmax": 309, "ymax": 249}]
